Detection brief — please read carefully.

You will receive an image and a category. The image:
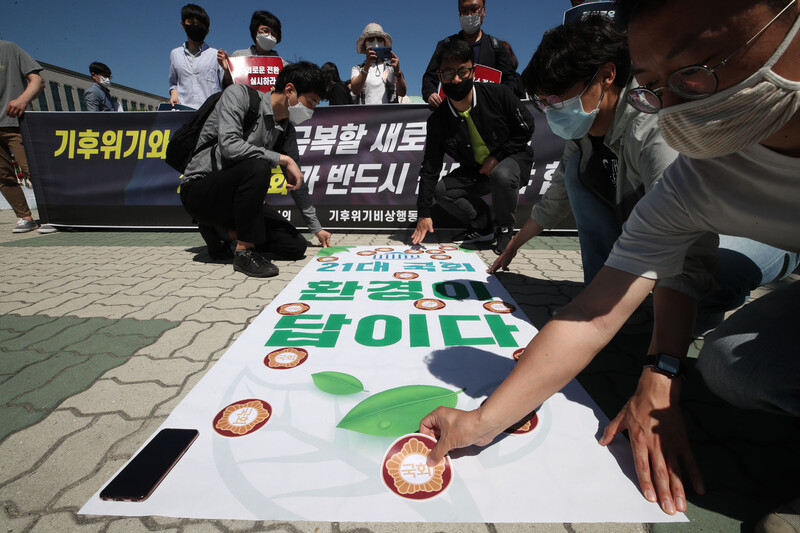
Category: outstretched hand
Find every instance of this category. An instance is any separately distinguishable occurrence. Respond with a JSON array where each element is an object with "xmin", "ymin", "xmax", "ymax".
[
  {"xmin": 599, "ymin": 369, "xmax": 704, "ymax": 515},
  {"xmin": 487, "ymin": 247, "xmax": 517, "ymax": 273},
  {"xmin": 419, "ymin": 407, "xmax": 498, "ymax": 466}
]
